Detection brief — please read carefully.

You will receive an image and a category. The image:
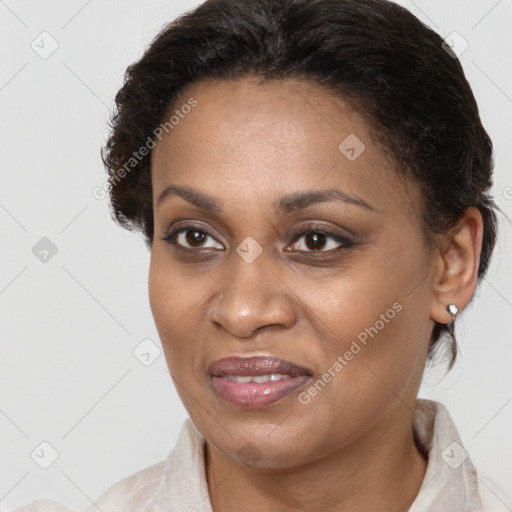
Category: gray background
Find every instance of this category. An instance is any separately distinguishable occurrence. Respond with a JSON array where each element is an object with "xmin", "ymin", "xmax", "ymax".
[{"xmin": 0, "ymin": 0, "xmax": 511, "ymax": 509}]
